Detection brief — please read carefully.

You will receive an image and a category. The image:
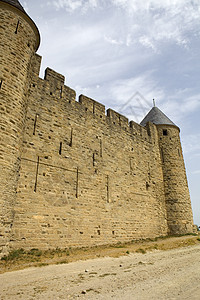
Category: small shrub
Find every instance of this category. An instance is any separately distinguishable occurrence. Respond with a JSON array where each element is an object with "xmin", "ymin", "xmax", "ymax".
[
  {"xmin": 1, "ymin": 248, "xmax": 24, "ymax": 261},
  {"xmin": 113, "ymin": 242, "xmax": 125, "ymax": 248},
  {"xmin": 28, "ymin": 248, "xmax": 42, "ymax": 257},
  {"xmin": 153, "ymin": 244, "xmax": 158, "ymax": 249},
  {"xmin": 136, "ymin": 248, "xmax": 146, "ymax": 254}
]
